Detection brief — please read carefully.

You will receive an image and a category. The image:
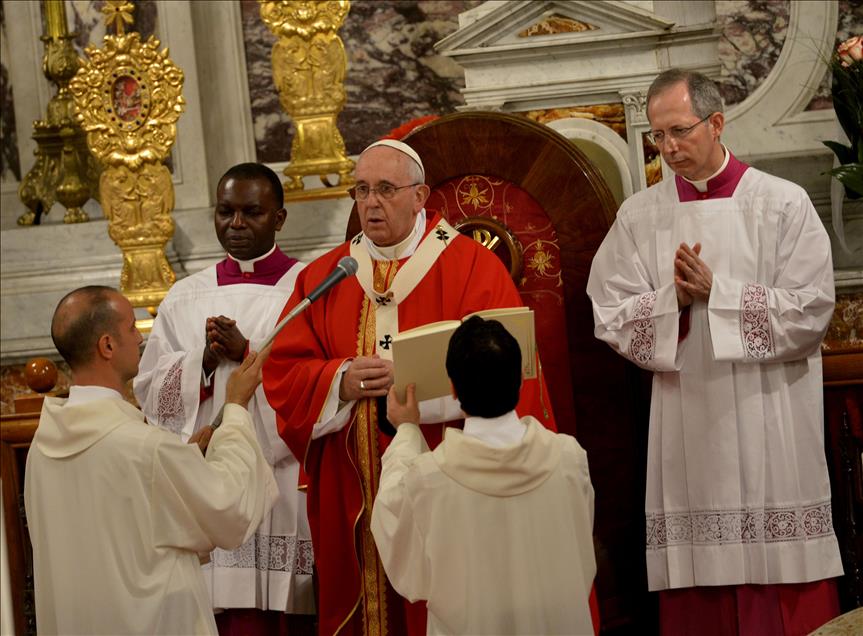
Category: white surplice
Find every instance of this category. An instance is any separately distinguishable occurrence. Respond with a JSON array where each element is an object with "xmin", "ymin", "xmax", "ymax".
[
  {"xmin": 587, "ymin": 166, "xmax": 843, "ymax": 591},
  {"xmin": 371, "ymin": 416, "xmax": 596, "ymax": 636},
  {"xmin": 25, "ymin": 397, "xmax": 277, "ymax": 635},
  {"xmin": 133, "ymin": 261, "xmax": 315, "ymax": 613}
]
